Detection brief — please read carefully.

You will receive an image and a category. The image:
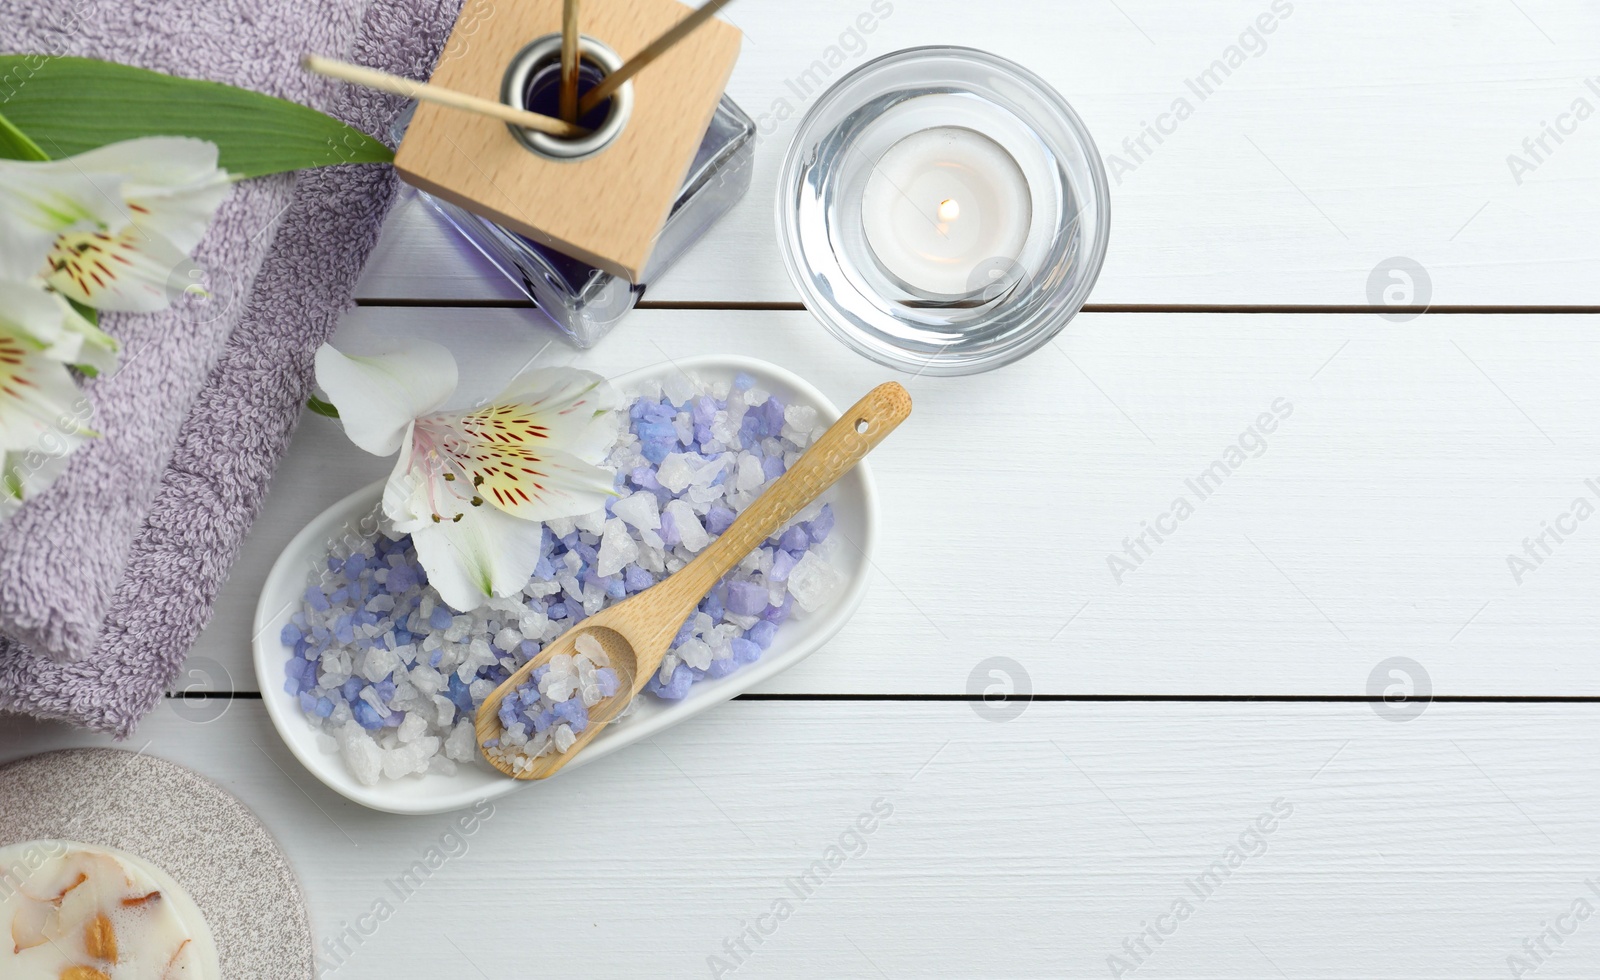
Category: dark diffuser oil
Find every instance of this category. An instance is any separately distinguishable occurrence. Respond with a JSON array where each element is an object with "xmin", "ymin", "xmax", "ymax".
[{"xmin": 521, "ymin": 59, "xmax": 615, "ymax": 132}]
